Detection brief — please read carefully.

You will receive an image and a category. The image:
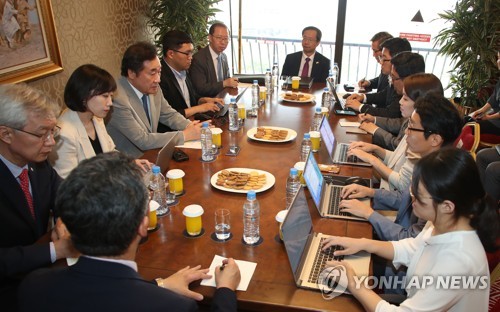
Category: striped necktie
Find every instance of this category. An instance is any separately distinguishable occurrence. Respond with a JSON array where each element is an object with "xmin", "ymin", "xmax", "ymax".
[
  {"xmin": 19, "ymin": 169, "xmax": 35, "ymax": 219},
  {"xmin": 217, "ymin": 54, "xmax": 224, "ymax": 82},
  {"xmin": 301, "ymin": 57, "xmax": 310, "ymax": 77},
  {"xmin": 141, "ymin": 94, "xmax": 151, "ymax": 124}
]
